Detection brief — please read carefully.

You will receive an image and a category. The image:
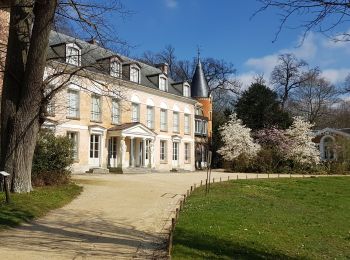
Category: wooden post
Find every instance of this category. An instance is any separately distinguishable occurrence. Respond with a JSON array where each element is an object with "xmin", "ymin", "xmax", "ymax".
[
  {"xmin": 246, "ymin": 174, "xmax": 247, "ymax": 180},
  {"xmin": 268, "ymin": 173, "xmax": 270, "ymax": 179},
  {"xmin": 176, "ymin": 208, "xmax": 179, "ymax": 221},
  {"xmin": 0, "ymin": 172, "xmax": 11, "ymax": 204},
  {"xmin": 200, "ymin": 180, "xmax": 203, "ymax": 187},
  {"xmin": 237, "ymin": 175, "xmax": 238, "ymax": 180},
  {"xmin": 290, "ymin": 172, "xmax": 292, "ymax": 178},
  {"xmin": 172, "ymin": 217, "xmax": 175, "ymax": 231},
  {"xmin": 187, "ymin": 190, "xmax": 190, "ymax": 196},
  {"xmin": 278, "ymin": 173, "xmax": 280, "ymax": 178},
  {"xmin": 194, "ymin": 183, "xmax": 196, "ymax": 189},
  {"xmin": 220, "ymin": 177, "xmax": 222, "ymax": 182},
  {"xmin": 190, "ymin": 186, "xmax": 193, "ymax": 193},
  {"xmin": 257, "ymin": 173, "xmax": 258, "ymax": 179},
  {"xmin": 180, "ymin": 200, "xmax": 183, "ymax": 211},
  {"xmin": 213, "ymin": 178, "xmax": 215, "ymax": 183},
  {"xmin": 205, "ymin": 179, "xmax": 208, "ymax": 194},
  {"xmin": 228, "ymin": 176, "xmax": 229, "ymax": 181},
  {"xmin": 168, "ymin": 231, "xmax": 173, "ymax": 256}
]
